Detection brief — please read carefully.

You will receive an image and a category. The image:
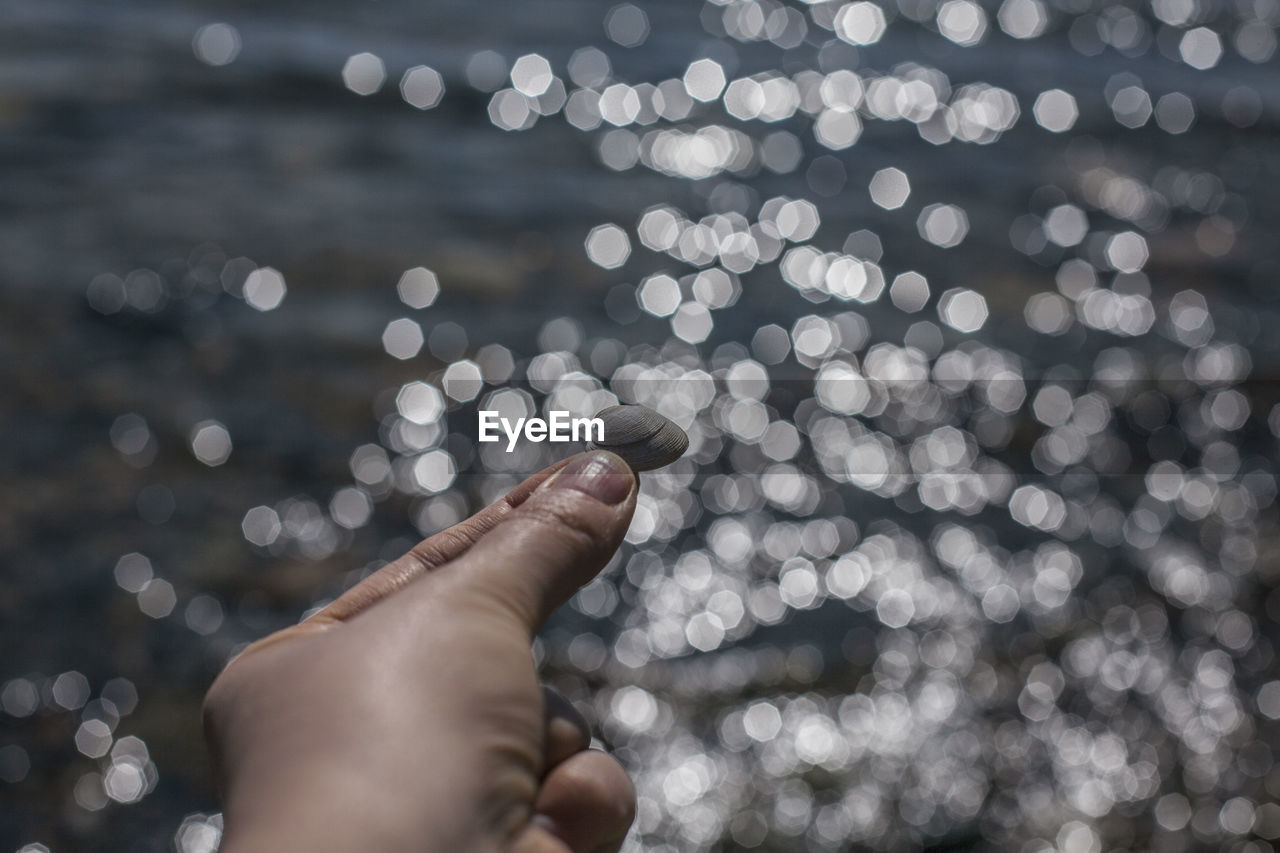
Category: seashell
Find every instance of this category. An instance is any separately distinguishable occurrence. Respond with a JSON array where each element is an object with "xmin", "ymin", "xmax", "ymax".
[{"xmin": 587, "ymin": 405, "xmax": 688, "ymax": 472}]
